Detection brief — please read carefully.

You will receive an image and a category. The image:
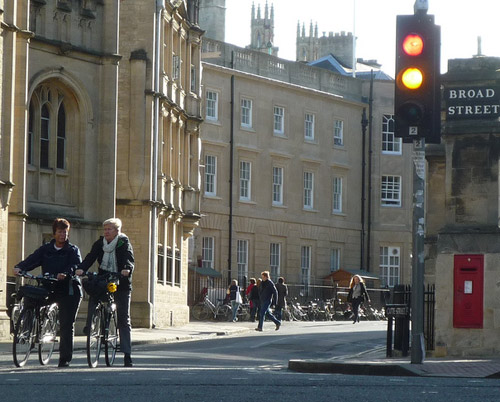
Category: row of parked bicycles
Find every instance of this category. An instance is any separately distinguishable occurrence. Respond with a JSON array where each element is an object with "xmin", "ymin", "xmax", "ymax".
[
  {"xmin": 9, "ymin": 270, "xmax": 123, "ymax": 368},
  {"xmin": 190, "ymin": 295, "xmax": 386, "ymax": 322}
]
